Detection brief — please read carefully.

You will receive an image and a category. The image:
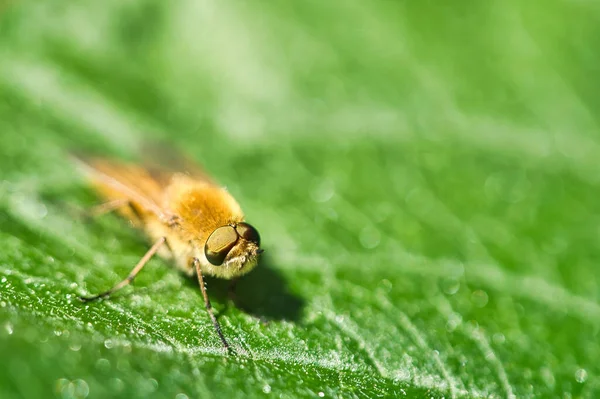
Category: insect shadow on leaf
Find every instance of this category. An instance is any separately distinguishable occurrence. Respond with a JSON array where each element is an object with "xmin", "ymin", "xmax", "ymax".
[{"xmin": 184, "ymin": 251, "xmax": 305, "ymax": 323}]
